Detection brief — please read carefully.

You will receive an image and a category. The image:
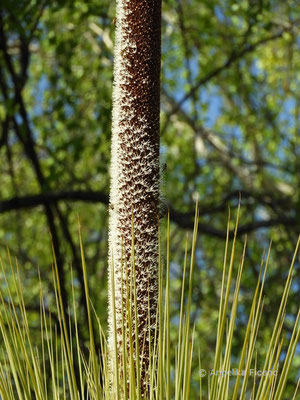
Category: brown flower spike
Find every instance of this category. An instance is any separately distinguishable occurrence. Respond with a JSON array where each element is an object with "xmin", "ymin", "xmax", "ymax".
[{"xmin": 108, "ymin": 0, "xmax": 161, "ymax": 396}]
